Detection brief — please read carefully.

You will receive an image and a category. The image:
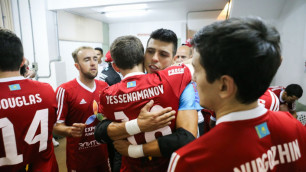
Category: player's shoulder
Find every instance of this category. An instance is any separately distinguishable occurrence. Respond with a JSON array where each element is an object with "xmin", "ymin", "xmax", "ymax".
[
  {"xmin": 26, "ymin": 79, "xmax": 54, "ymax": 91},
  {"xmin": 57, "ymin": 79, "xmax": 77, "ymax": 91},
  {"xmin": 156, "ymin": 64, "xmax": 190, "ymax": 78},
  {"xmin": 95, "ymin": 79, "xmax": 108, "ymax": 88},
  {"xmin": 101, "ymin": 81, "xmax": 120, "ymax": 95},
  {"xmin": 269, "ymin": 86, "xmax": 284, "ymax": 91}
]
